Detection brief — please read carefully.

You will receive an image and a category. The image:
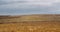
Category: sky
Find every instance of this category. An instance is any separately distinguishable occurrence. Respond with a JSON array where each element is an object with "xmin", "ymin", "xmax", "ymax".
[{"xmin": 0, "ymin": 0, "xmax": 60, "ymax": 15}]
